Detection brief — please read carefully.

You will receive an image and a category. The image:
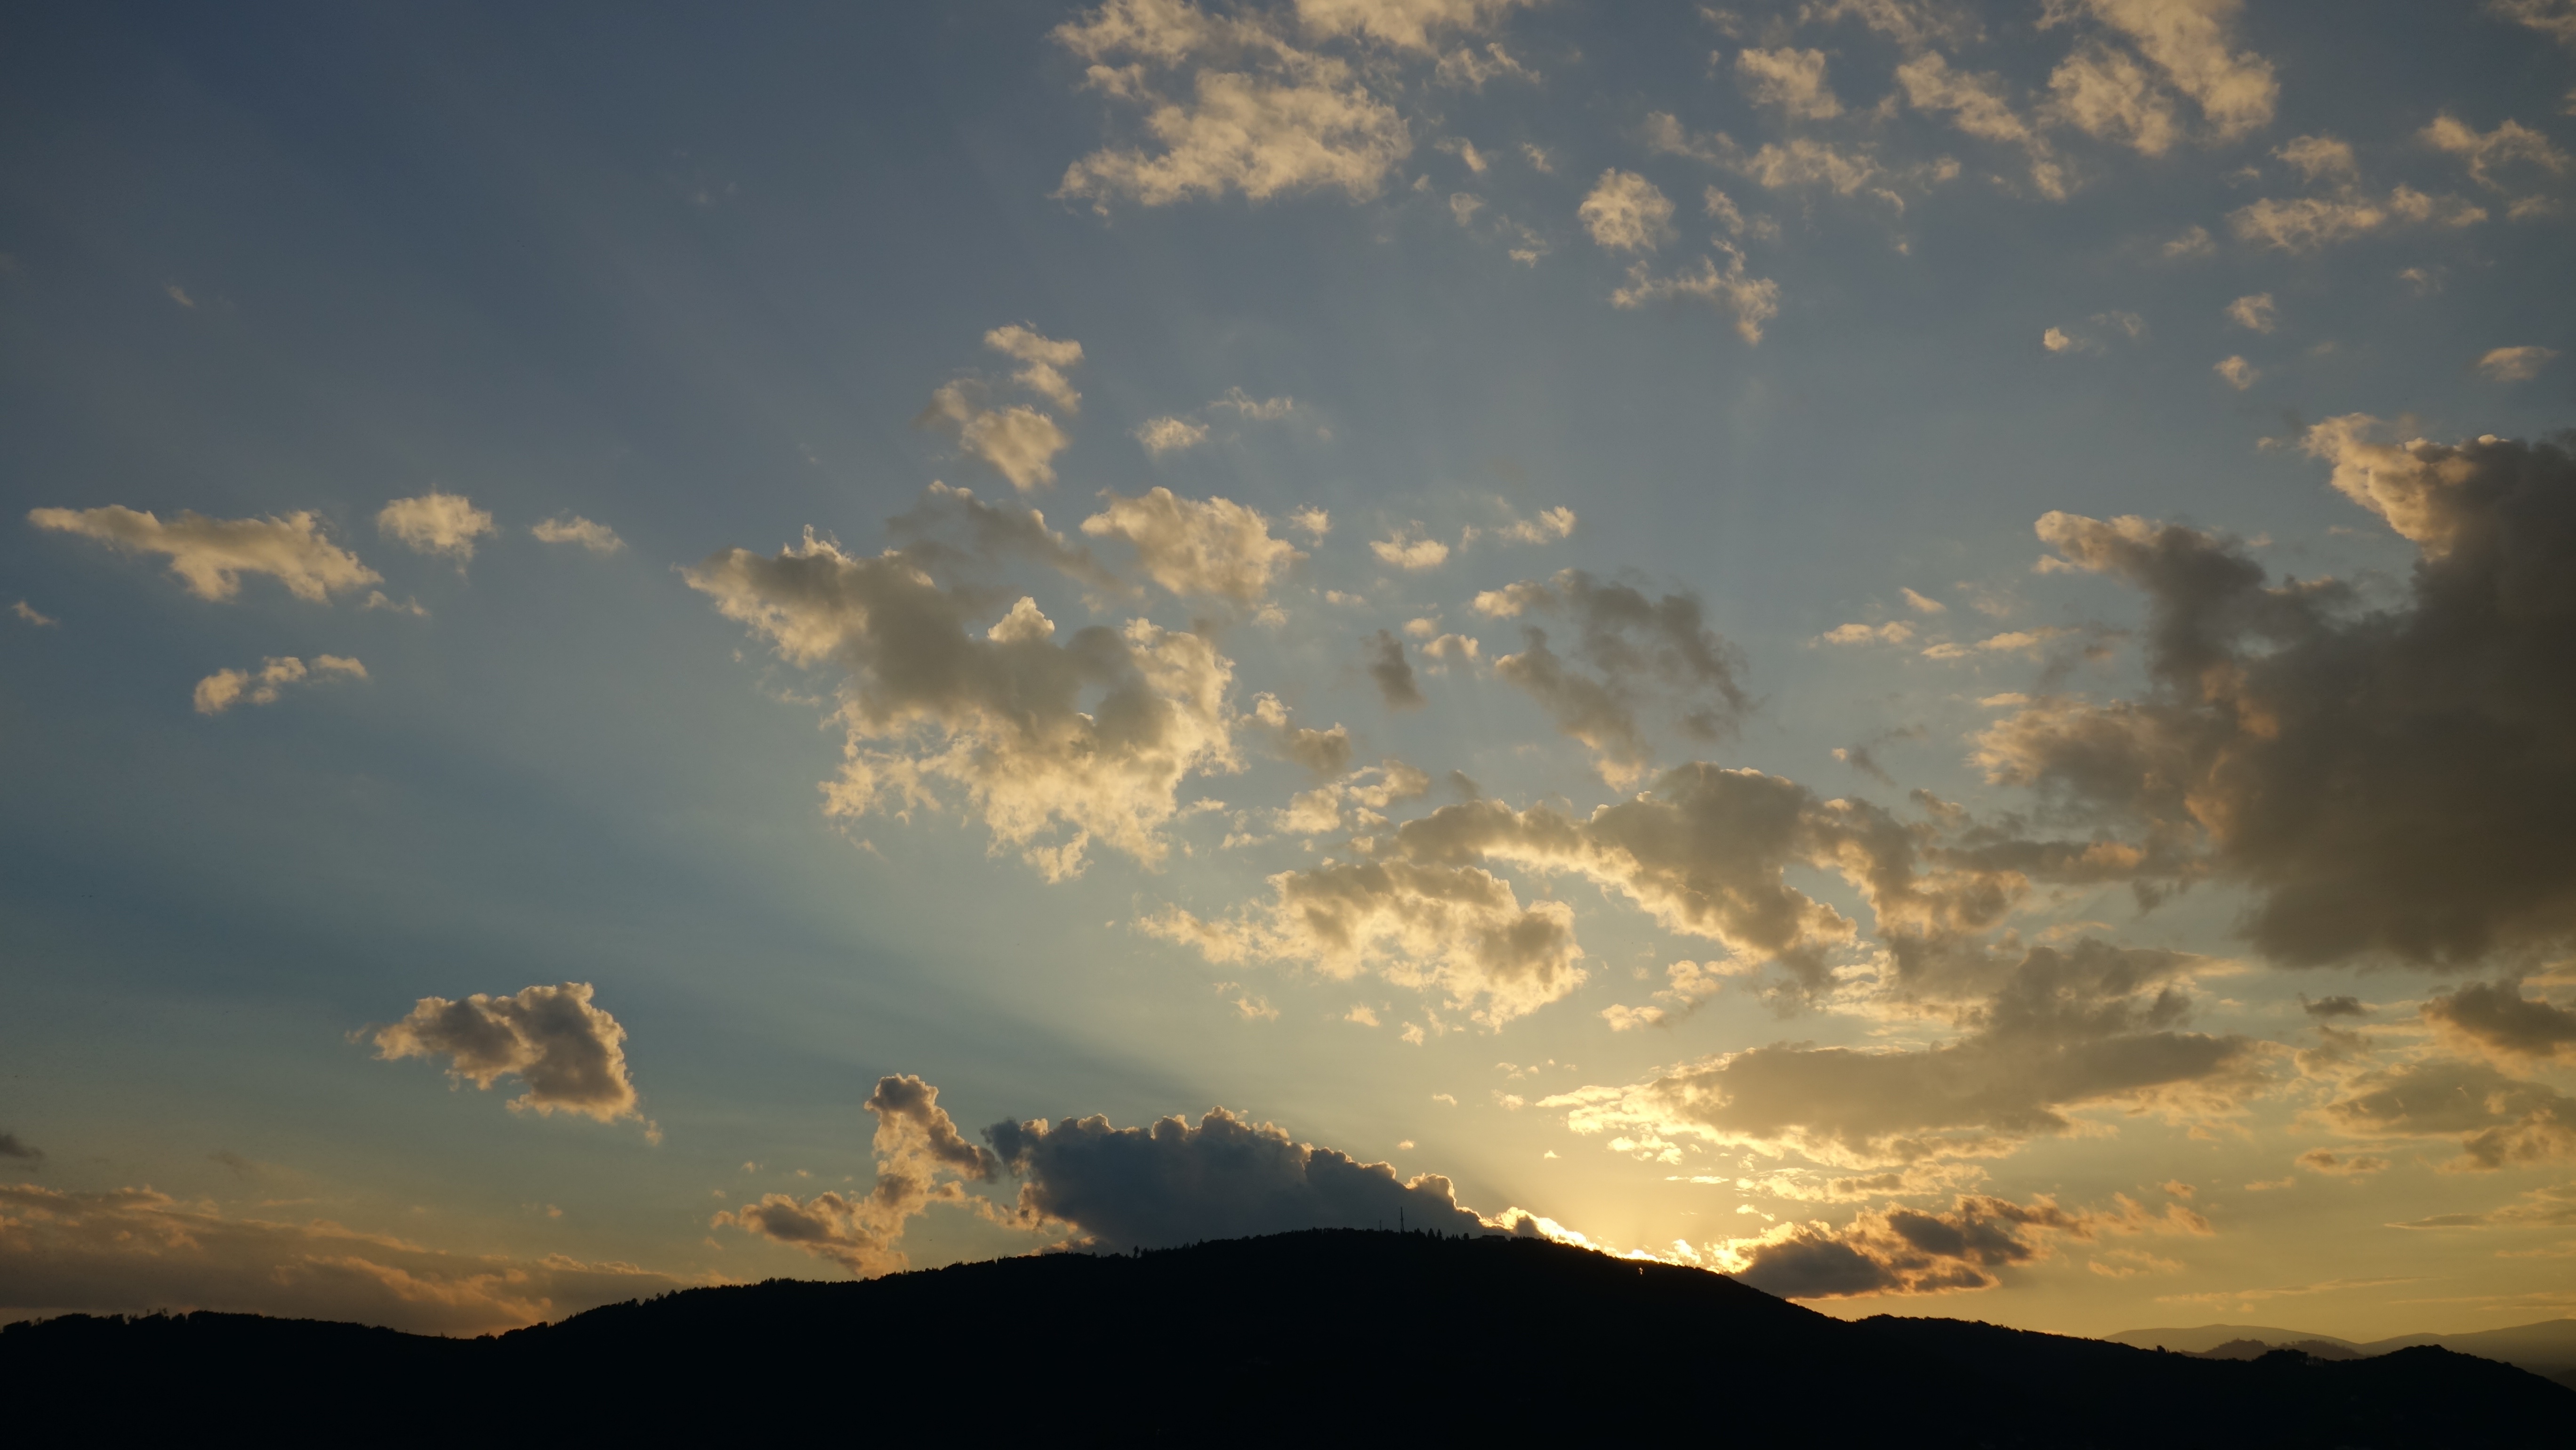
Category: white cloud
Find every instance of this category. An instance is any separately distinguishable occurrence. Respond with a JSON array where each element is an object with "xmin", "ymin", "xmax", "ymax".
[
  {"xmin": 1611, "ymin": 247, "xmax": 1781, "ymax": 345},
  {"xmin": 715, "ymin": 1074, "xmax": 998, "ymax": 1275},
  {"xmin": 2229, "ymin": 185, "xmax": 2486, "ymax": 253},
  {"xmin": 1496, "ymin": 505, "xmax": 1577, "ymax": 544},
  {"xmin": 29, "ymin": 505, "xmax": 380, "ymax": 603},
  {"xmin": 1370, "ymin": 526, "xmax": 1450, "ymax": 570},
  {"xmin": 1819, "ymin": 621, "xmax": 1915, "ymax": 645},
  {"xmin": 2213, "ymin": 354, "xmax": 2259, "ymax": 390},
  {"xmin": 2474, "ymin": 345, "xmax": 2560, "ymax": 382},
  {"xmin": 2422, "ymin": 113, "xmax": 2572, "ymax": 191},
  {"xmin": 1135, "ymin": 416, "xmax": 1211, "ymax": 455},
  {"xmin": 531, "ymin": 516, "xmax": 624, "ymax": 554},
  {"xmin": 1287, "ymin": 506, "xmax": 1330, "ymax": 540},
  {"xmin": 921, "ymin": 380, "xmax": 1071, "ymax": 492},
  {"xmin": 371, "ymin": 982, "xmax": 650, "ymax": 1131},
  {"xmin": 1578, "ymin": 169, "xmax": 1675, "ymax": 252},
  {"xmin": 1735, "ymin": 47, "xmax": 1841, "ymax": 120},
  {"xmin": 1895, "ymin": 53, "xmax": 2065, "ymax": 200},
  {"xmin": 2490, "ymin": 0, "xmax": 2576, "ymax": 45},
  {"xmin": 2161, "ymin": 224, "xmax": 2215, "ymax": 258},
  {"xmin": 1901, "ymin": 587, "xmax": 1947, "ymax": 614},
  {"xmin": 12, "ymin": 600, "xmax": 57, "ymax": 626},
  {"xmin": 2224, "ymin": 292, "xmax": 2277, "ymax": 332},
  {"xmin": 2274, "ymin": 134, "xmax": 2356, "ymax": 182},
  {"xmin": 2046, "ymin": 41, "xmax": 2179, "ymax": 155},
  {"xmin": 377, "ymin": 491, "xmax": 497, "ymax": 563},
  {"xmin": 192, "ymin": 654, "xmax": 365, "ymax": 716},
  {"xmin": 2042, "ymin": 326, "xmax": 2092, "ymax": 354},
  {"xmin": 985, "ymin": 324, "xmax": 1086, "ymax": 413},
  {"xmin": 1209, "ymin": 386, "xmax": 1299, "ymax": 419},
  {"xmin": 1079, "ymin": 487, "xmax": 1305, "ymax": 602},
  {"xmin": 686, "ymin": 531, "xmax": 1240, "ymax": 878},
  {"xmin": 2061, "ymin": 0, "xmax": 2277, "ymax": 141}
]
